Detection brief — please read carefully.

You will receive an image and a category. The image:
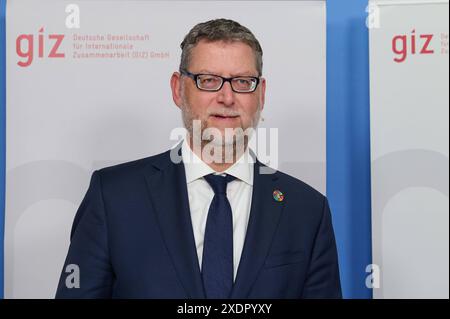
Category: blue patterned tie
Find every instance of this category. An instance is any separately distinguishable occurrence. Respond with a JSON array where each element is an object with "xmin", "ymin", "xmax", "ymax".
[{"xmin": 201, "ymin": 173, "xmax": 236, "ymax": 299}]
